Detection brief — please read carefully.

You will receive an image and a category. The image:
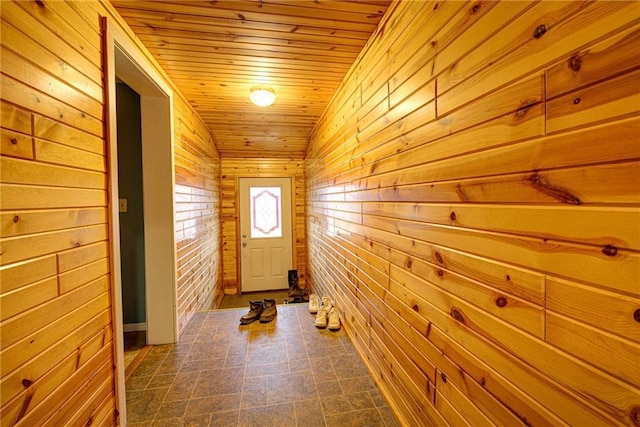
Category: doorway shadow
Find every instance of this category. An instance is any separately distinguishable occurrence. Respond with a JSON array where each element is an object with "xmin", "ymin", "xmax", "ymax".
[{"xmin": 218, "ymin": 289, "xmax": 293, "ymax": 309}]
